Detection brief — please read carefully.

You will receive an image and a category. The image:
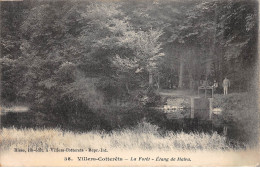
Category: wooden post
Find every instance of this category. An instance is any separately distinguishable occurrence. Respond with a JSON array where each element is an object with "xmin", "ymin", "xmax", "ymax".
[{"xmin": 192, "ymin": 97, "xmax": 212, "ymax": 120}]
